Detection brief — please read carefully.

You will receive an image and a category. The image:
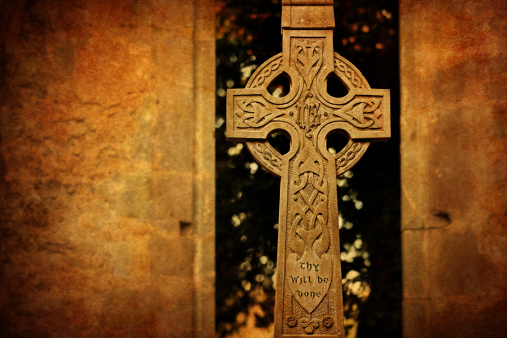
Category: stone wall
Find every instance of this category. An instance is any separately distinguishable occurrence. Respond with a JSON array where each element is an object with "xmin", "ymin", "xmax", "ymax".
[
  {"xmin": 0, "ymin": 0, "xmax": 215, "ymax": 336},
  {"xmin": 400, "ymin": 0, "xmax": 506, "ymax": 336}
]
